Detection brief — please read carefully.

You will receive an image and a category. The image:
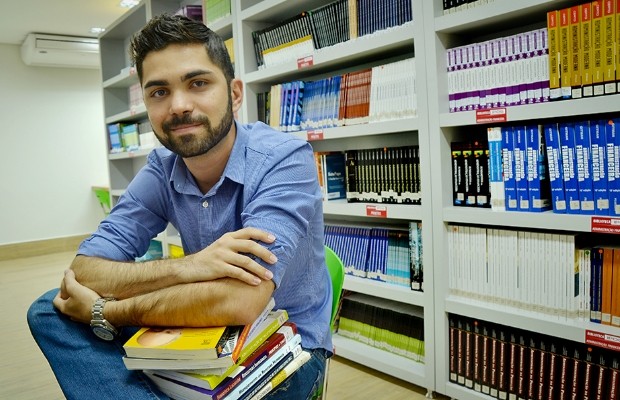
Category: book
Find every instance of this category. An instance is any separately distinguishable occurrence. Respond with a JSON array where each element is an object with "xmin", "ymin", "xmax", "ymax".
[
  {"xmin": 609, "ymin": 119, "xmax": 620, "ymax": 216},
  {"xmin": 591, "ymin": 119, "xmax": 610, "ymax": 214},
  {"xmin": 574, "ymin": 120, "xmax": 595, "ymax": 214},
  {"xmin": 581, "ymin": 3, "xmax": 595, "ymax": 97},
  {"xmin": 570, "ymin": 5, "xmax": 582, "ymax": 99},
  {"xmin": 155, "ymin": 322, "xmax": 298, "ymax": 391},
  {"xmin": 501, "ymin": 126, "xmax": 518, "ymax": 211},
  {"xmin": 488, "ymin": 127, "xmax": 506, "ymax": 211},
  {"xmin": 559, "ymin": 122, "xmax": 581, "ymax": 214},
  {"xmin": 547, "ymin": 10, "xmax": 561, "ymax": 100},
  {"xmin": 525, "ymin": 124, "xmax": 552, "ymax": 212},
  {"xmin": 602, "ymin": 0, "xmax": 616, "ymax": 94},
  {"xmin": 544, "ymin": 123, "xmax": 567, "ymax": 213},
  {"xmin": 107, "ymin": 123, "xmax": 122, "ymax": 153},
  {"xmin": 124, "ymin": 325, "xmax": 232, "ymax": 361},
  {"xmin": 513, "ymin": 125, "xmax": 529, "ymax": 211},
  {"xmin": 592, "ymin": 0, "xmax": 605, "ymax": 95},
  {"xmin": 244, "ymin": 350, "xmax": 312, "ymax": 400},
  {"xmin": 601, "ymin": 246, "xmax": 615, "ymax": 324},
  {"xmin": 612, "ymin": 248, "xmax": 620, "ymax": 326},
  {"xmin": 232, "ymin": 297, "xmax": 276, "ymax": 362},
  {"xmin": 559, "ymin": 7, "xmax": 572, "ymax": 99}
]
